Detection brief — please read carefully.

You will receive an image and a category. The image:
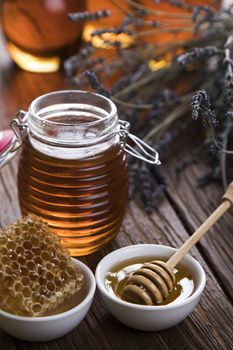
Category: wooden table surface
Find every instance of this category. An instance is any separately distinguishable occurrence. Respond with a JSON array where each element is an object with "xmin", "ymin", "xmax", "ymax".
[{"xmin": 0, "ymin": 38, "xmax": 233, "ymax": 350}]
